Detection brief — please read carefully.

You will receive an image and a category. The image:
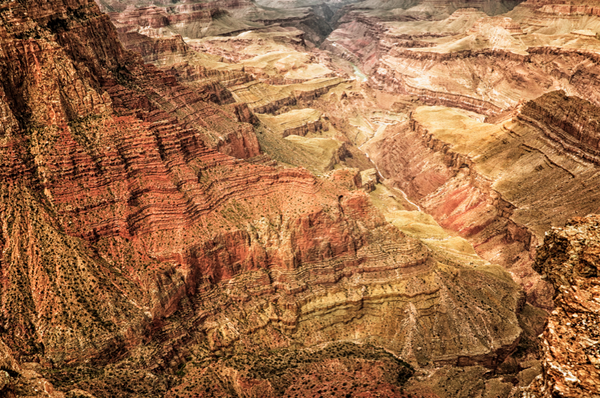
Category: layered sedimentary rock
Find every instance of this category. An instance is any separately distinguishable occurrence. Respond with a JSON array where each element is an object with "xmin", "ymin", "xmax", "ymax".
[
  {"xmin": 187, "ymin": 28, "xmax": 338, "ymax": 83},
  {"xmin": 116, "ymin": 25, "xmax": 341, "ymax": 103},
  {"xmin": 257, "ymin": 108, "xmax": 325, "ymax": 137},
  {"xmin": 116, "ymin": 30, "xmax": 254, "ymax": 98},
  {"xmin": 98, "ymin": 0, "xmax": 254, "ymax": 14},
  {"xmin": 322, "ymin": 11, "xmax": 387, "ymax": 75},
  {"xmin": 0, "ymin": 0, "xmax": 529, "ymax": 396},
  {"xmin": 317, "ymin": 1, "xmax": 600, "ymax": 324},
  {"xmin": 229, "ymin": 78, "xmax": 347, "ymax": 114},
  {"xmin": 114, "ymin": 18, "xmax": 372, "ymax": 174},
  {"xmin": 108, "ymin": 2, "xmax": 259, "ymax": 38},
  {"xmin": 369, "ymin": 43, "xmax": 600, "ymax": 116},
  {"xmin": 363, "ymin": 110, "xmax": 548, "ymax": 308},
  {"xmin": 519, "ymin": 90, "xmax": 600, "ymax": 162},
  {"xmin": 104, "ymin": 3, "xmax": 600, "ymax": 395},
  {"xmin": 344, "ymin": 0, "xmax": 523, "ymax": 19},
  {"xmin": 524, "ymin": 0, "xmax": 600, "ymax": 17},
  {"xmin": 12, "ymin": 0, "xmax": 600, "ymax": 395},
  {"xmin": 324, "ymin": 1, "xmax": 600, "ymax": 118},
  {"xmin": 363, "ymin": 93, "xmax": 600, "ymax": 311},
  {"xmin": 527, "ymin": 215, "xmax": 600, "ymax": 398},
  {"xmin": 104, "ymin": 0, "xmax": 337, "ymax": 45}
]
